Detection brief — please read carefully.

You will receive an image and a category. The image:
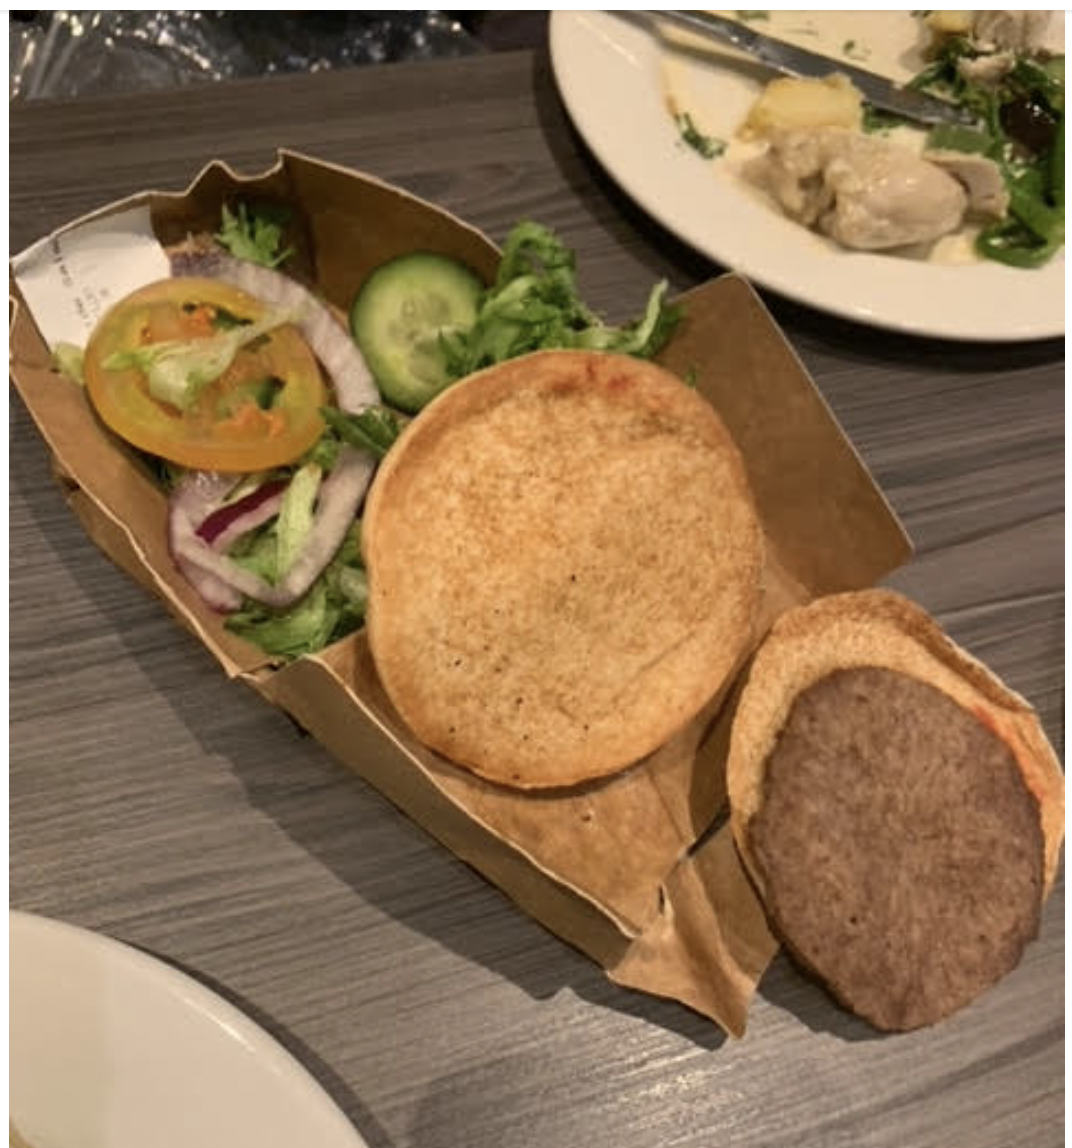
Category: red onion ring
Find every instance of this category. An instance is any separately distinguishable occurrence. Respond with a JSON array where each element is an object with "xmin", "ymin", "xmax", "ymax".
[
  {"xmin": 168, "ymin": 472, "xmax": 245, "ymax": 613},
  {"xmin": 196, "ymin": 479, "xmax": 287, "ymax": 549},
  {"xmin": 168, "ymin": 448, "xmax": 375, "ymax": 611},
  {"xmin": 165, "ymin": 246, "xmax": 381, "ymax": 614}
]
